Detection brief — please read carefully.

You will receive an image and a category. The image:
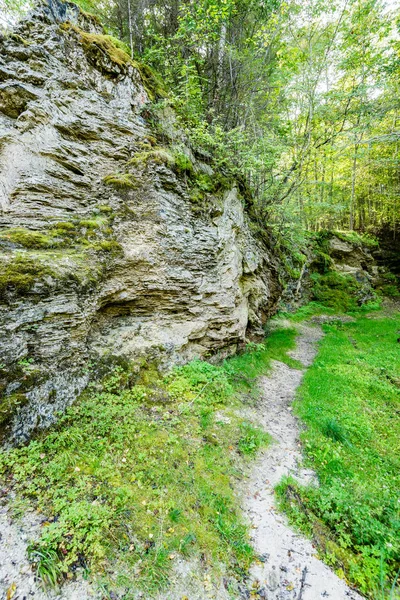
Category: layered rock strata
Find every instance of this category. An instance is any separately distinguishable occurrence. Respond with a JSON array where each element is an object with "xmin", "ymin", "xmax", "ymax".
[{"xmin": 0, "ymin": 0, "xmax": 281, "ymax": 443}]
